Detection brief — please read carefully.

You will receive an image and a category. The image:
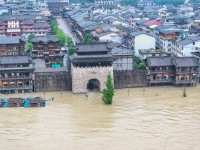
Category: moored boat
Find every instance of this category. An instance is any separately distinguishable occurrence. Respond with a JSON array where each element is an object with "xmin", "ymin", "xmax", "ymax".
[{"xmin": 0, "ymin": 97, "xmax": 53, "ymax": 108}]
